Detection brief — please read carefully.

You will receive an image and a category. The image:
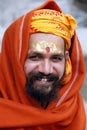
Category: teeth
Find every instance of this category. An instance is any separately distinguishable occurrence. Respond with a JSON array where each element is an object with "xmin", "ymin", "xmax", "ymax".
[{"xmin": 41, "ymin": 78, "xmax": 47, "ymax": 82}]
